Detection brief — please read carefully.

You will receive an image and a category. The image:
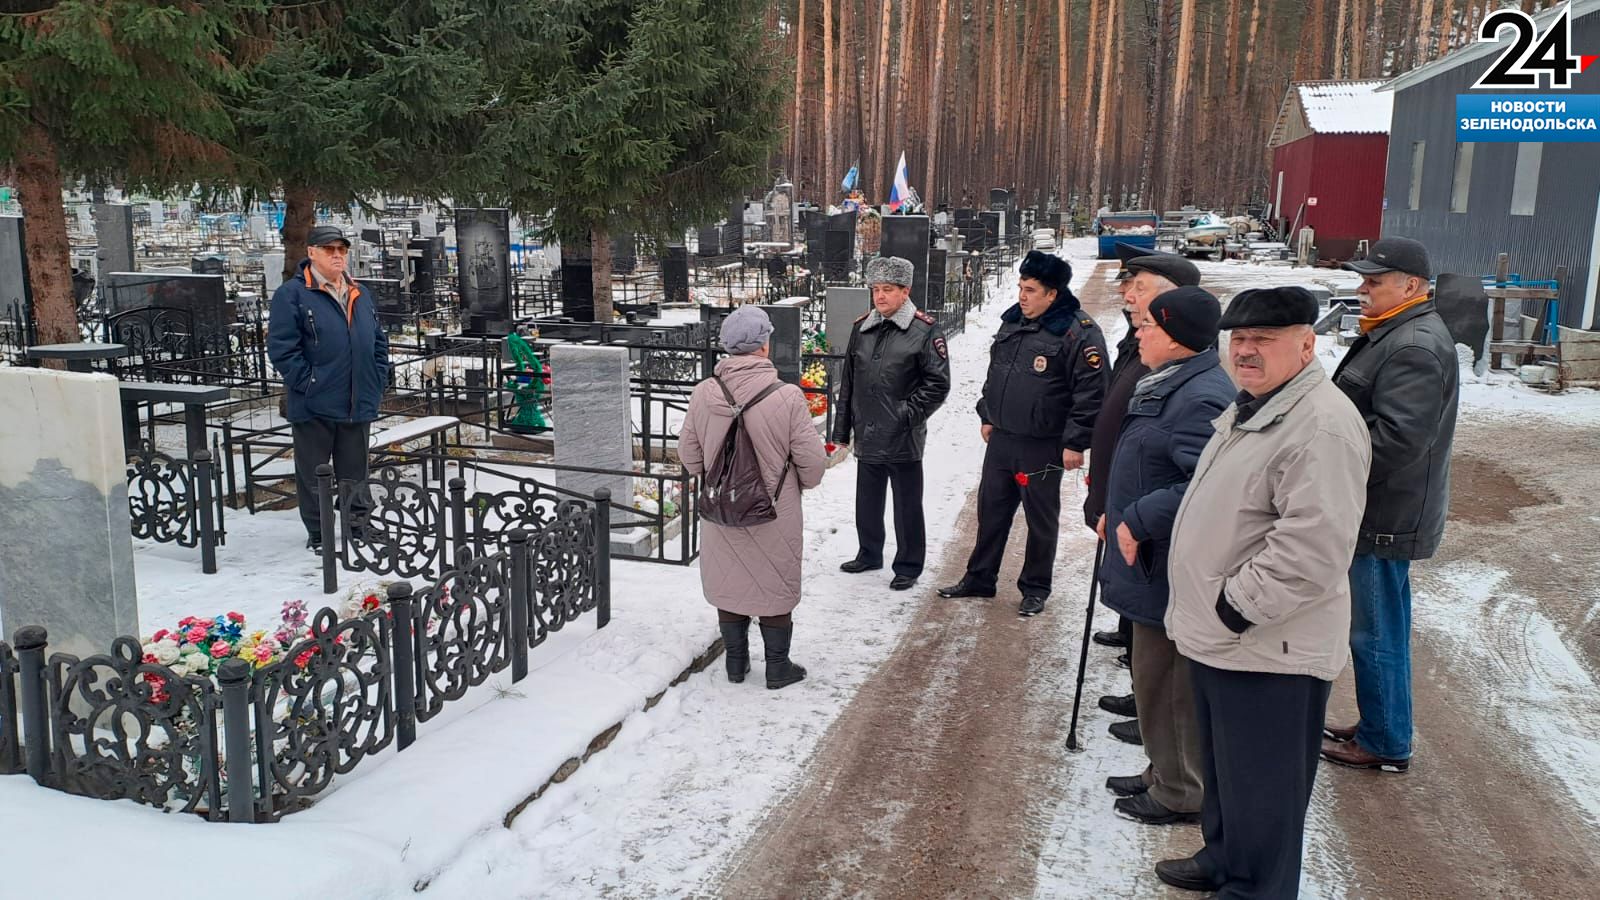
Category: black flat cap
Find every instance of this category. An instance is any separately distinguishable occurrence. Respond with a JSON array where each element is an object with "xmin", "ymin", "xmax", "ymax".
[
  {"xmin": 1343, "ymin": 236, "xmax": 1430, "ymax": 279},
  {"xmin": 1019, "ymin": 250, "xmax": 1071, "ymax": 292},
  {"xmin": 1126, "ymin": 252, "xmax": 1202, "ymax": 287},
  {"xmin": 1114, "ymin": 242, "xmax": 1154, "ymax": 279},
  {"xmin": 1218, "ymin": 286, "xmax": 1319, "ymax": 330},
  {"xmin": 306, "ymin": 224, "xmax": 351, "ymax": 247}
]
